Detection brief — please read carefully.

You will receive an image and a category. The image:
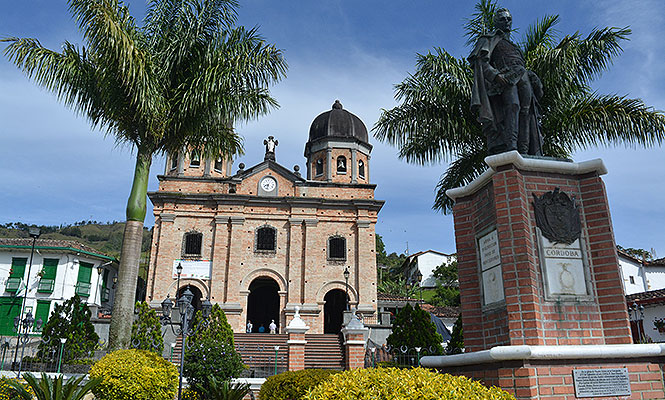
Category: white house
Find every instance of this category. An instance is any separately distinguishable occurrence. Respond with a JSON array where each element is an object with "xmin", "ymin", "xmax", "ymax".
[
  {"xmin": 0, "ymin": 238, "xmax": 118, "ymax": 336},
  {"xmin": 618, "ymin": 249, "xmax": 665, "ymax": 295},
  {"xmin": 401, "ymin": 250, "xmax": 455, "ymax": 289}
]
